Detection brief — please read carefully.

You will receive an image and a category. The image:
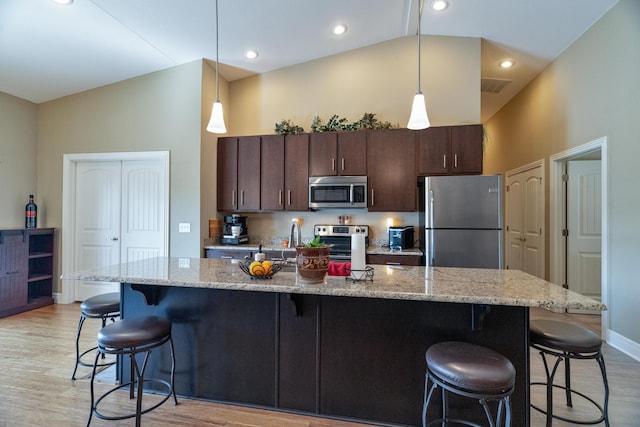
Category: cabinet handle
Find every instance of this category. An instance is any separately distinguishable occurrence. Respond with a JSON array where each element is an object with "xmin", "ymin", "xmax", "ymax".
[
  {"xmin": 220, "ymin": 256, "xmax": 233, "ymax": 259},
  {"xmin": 279, "ymin": 190, "xmax": 283, "ymax": 206},
  {"xmin": 241, "ymin": 190, "xmax": 245, "ymax": 206},
  {"xmin": 454, "ymin": 154, "xmax": 458, "ymax": 168},
  {"xmin": 443, "ymin": 155, "xmax": 447, "ymax": 169},
  {"xmin": 232, "ymin": 190, "xmax": 236, "ymax": 207},
  {"xmin": 341, "ymin": 158, "xmax": 345, "ymax": 171},
  {"xmin": 288, "ymin": 190, "xmax": 292, "ymax": 206},
  {"xmin": 332, "ymin": 158, "xmax": 336, "ymax": 171},
  {"xmin": 6, "ymin": 271, "xmax": 20, "ymax": 275},
  {"xmin": 371, "ymin": 189, "xmax": 375, "ymax": 206}
]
